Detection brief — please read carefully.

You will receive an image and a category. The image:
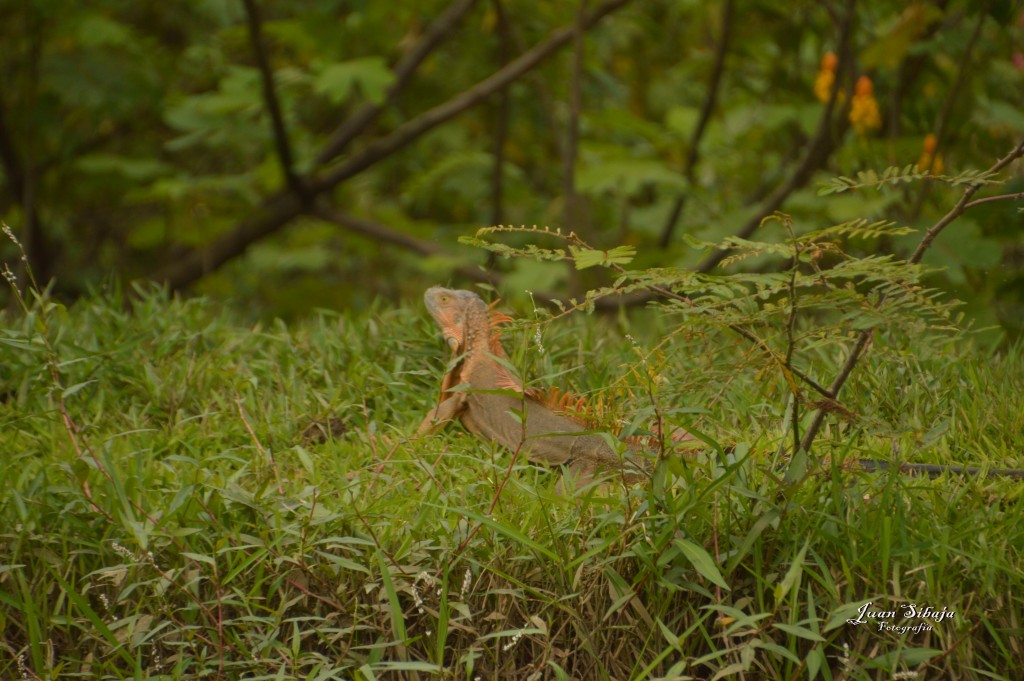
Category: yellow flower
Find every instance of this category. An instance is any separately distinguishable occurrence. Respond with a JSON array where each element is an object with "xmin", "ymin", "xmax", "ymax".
[
  {"xmin": 917, "ymin": 133, "xmax": 943, "ymax": 174},
  {"xmin": 849, "ymin": 76, "xmax": 881, "ymax": 135},
  {"xmin": 814, "ymin": 52, "xmax": 838, "ymax": 103}
]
